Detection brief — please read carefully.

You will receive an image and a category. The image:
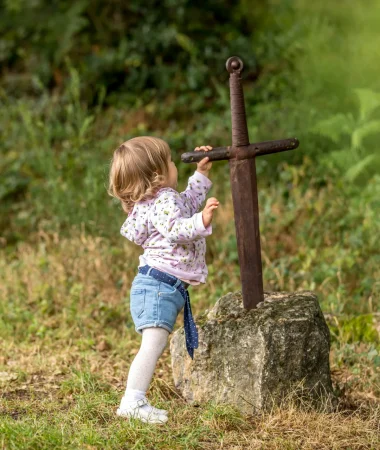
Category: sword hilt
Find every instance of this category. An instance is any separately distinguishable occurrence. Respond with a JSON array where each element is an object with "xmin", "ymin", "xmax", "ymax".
[{"xmin": 226, "ymin": 56, "xmax": 250, "ymax": 148}]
